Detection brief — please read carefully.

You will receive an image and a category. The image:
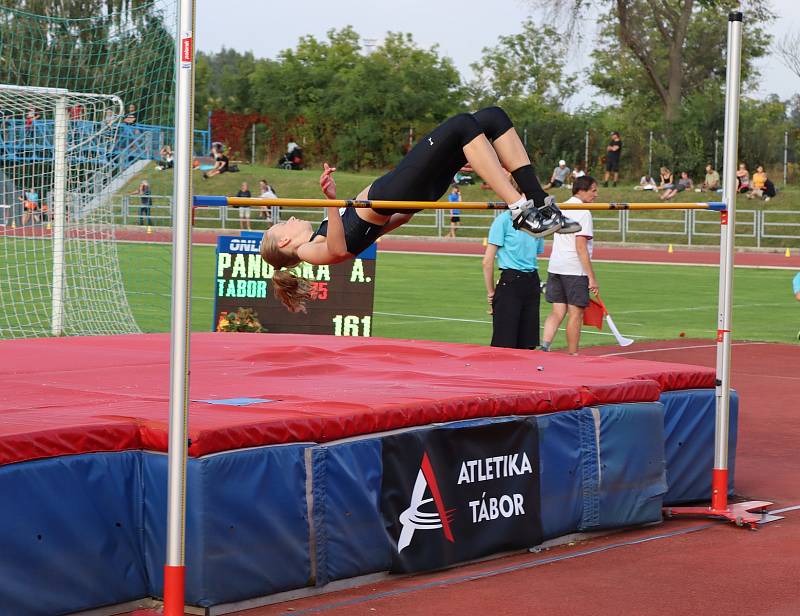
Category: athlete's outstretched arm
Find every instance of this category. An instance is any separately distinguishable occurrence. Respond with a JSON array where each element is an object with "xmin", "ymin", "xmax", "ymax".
[
  {"xmin": 296, "ymin": 234, "xmax": 349, "ymax": 265},
  {"xmin": 323, "ymin": 205, "xmax": 348, "ymax": 258},
  {"xmin": 320, "ymin": 163, "xmax": 337, "ymax": 199}
]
